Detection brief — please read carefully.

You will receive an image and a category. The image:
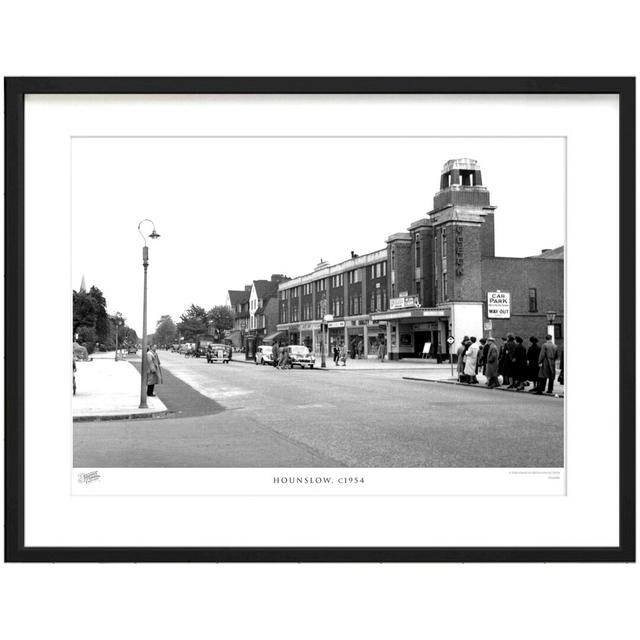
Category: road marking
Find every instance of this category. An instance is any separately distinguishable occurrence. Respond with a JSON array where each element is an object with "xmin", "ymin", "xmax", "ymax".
[{"xmin": 161, "ymin": 360, "xmax": 253, "ymax": 401}]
